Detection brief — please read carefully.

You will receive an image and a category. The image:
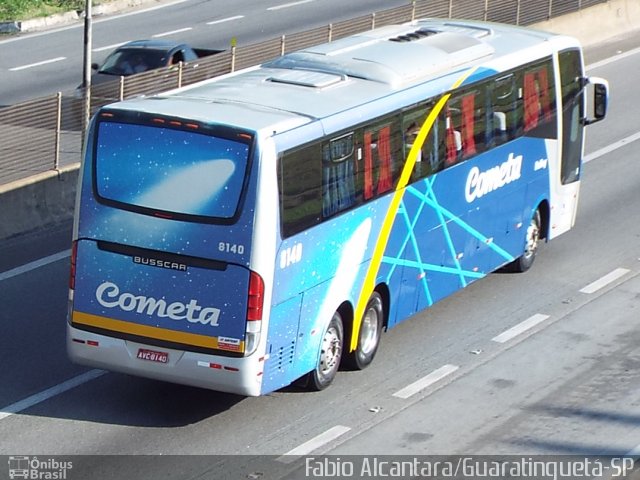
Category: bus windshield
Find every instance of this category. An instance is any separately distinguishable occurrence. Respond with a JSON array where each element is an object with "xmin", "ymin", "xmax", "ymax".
[{"xmin": 94, "ymin": 121, "xmax": 251, "ymax": 220}]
